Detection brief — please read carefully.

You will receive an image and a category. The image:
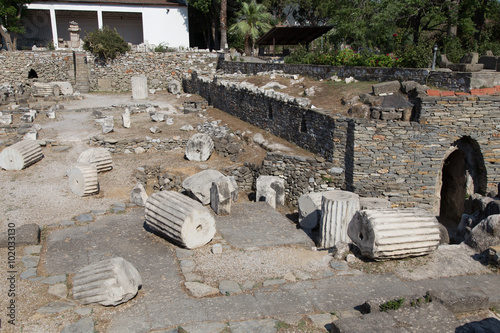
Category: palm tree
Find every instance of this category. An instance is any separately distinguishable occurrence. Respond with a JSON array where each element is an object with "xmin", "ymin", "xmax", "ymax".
[{"xmin": 230, "ymin": 0, "xmax": 272, "ymax": 56}]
